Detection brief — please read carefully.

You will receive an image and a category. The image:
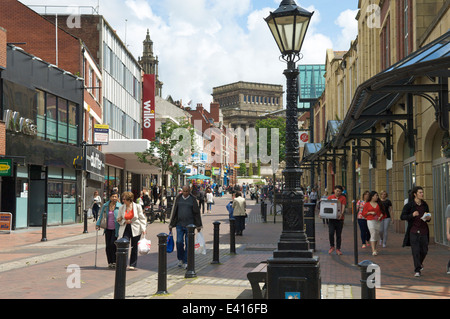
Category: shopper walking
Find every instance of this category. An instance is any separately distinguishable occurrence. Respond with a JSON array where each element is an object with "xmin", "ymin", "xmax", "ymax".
[
  {"xmin": 327, "ymin": 185, "xmax": 347, "ymax": 255},
  {"xmin": 117, "ymin": 191, "xmax": 147, "ymax": 270},
  {"xmin": 379, "ymin": 190, "xmax": 393, "ymax": 247},
  {"xmin": 362, "ymin": 191, "xmax": 384, "ymax": 256},
  {"xmin": 92, "ymin": 191, "xmax": 102, "ymax": 221},
  {"xmin": 197, "ymin": 187, "xmax": 206, "ymax": 214},
  {"xmin": 206, "ymin": 188, "xmax": 214, "ymax": 214},
  {"xmin": 401, "ymin": 186, "xmax": 431, "ymax": 277},
  {"xmin": 96, "ymin": 191, "xmax": 121, "ymax": 268},
  {"xmin": 357, "ymin": 191, "xmax": 371, "ymax": 248},
  {"xmin": 232, "ymin": 191, "xmax": 247, "ymax": 236},
  {"xmin": 169, "ymin": 185, "xmax": 202, "ymax": 269}
]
